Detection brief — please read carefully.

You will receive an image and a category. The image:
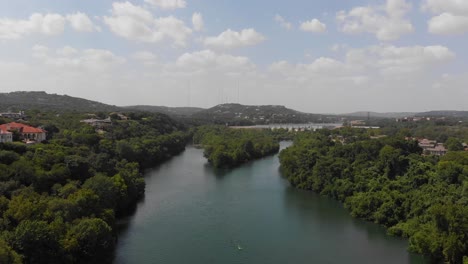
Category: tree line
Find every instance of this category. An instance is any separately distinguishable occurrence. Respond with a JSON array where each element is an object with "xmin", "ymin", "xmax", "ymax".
[
  {"xmin": 0, "ymin": 111, "xmax": 189, "ymax": 263},
  {"xmin": 279, "ymin": 129, "xmax": 468, "ymax": 263}
]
